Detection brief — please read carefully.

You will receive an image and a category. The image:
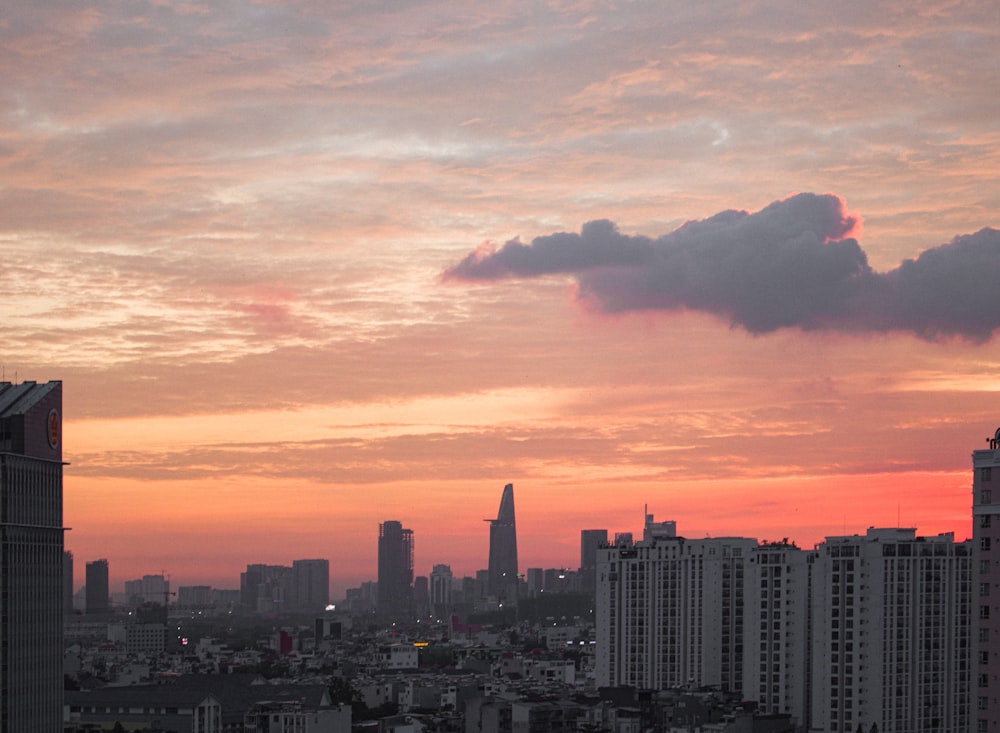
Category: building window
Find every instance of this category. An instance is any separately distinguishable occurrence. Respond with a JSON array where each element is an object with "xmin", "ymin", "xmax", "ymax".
[
  {"xmin": 984, "ymin": 489, "xmax": 993, "ymax": 504},
  {"xmin": 982, "ymin": 514, "xmax": 993, "ymax": 528},
  {"xmin": 983, "ymin": 467, "xmax": 993, "ymax": 482},
  {"xmin": 982, "ymin": 537, "xmax": 992, "ymax": 552},
  {"xmin": 980, "ymin": 605, "xmax": 991, "ymax": 620},
  {"xmin": 982, "ymin": 583, "xmax": 991, "ymax": 597}
]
